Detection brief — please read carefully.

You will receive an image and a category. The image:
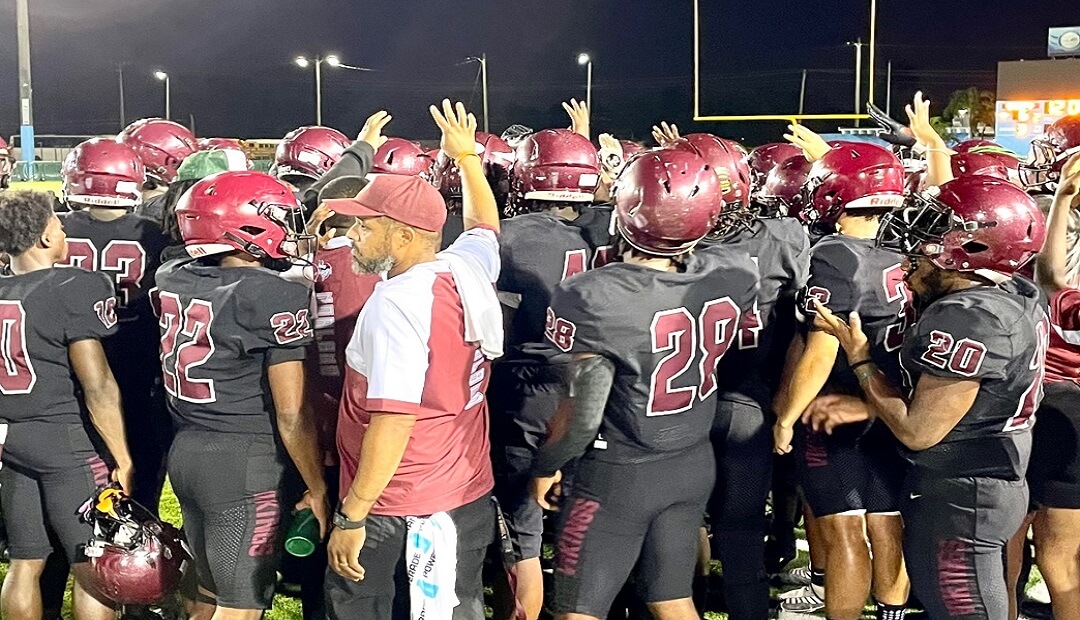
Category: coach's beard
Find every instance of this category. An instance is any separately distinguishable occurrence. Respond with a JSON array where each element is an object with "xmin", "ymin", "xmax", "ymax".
[{"xmin": 352, "ymin": 253, "xmax": 395, "ymax": 275}]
